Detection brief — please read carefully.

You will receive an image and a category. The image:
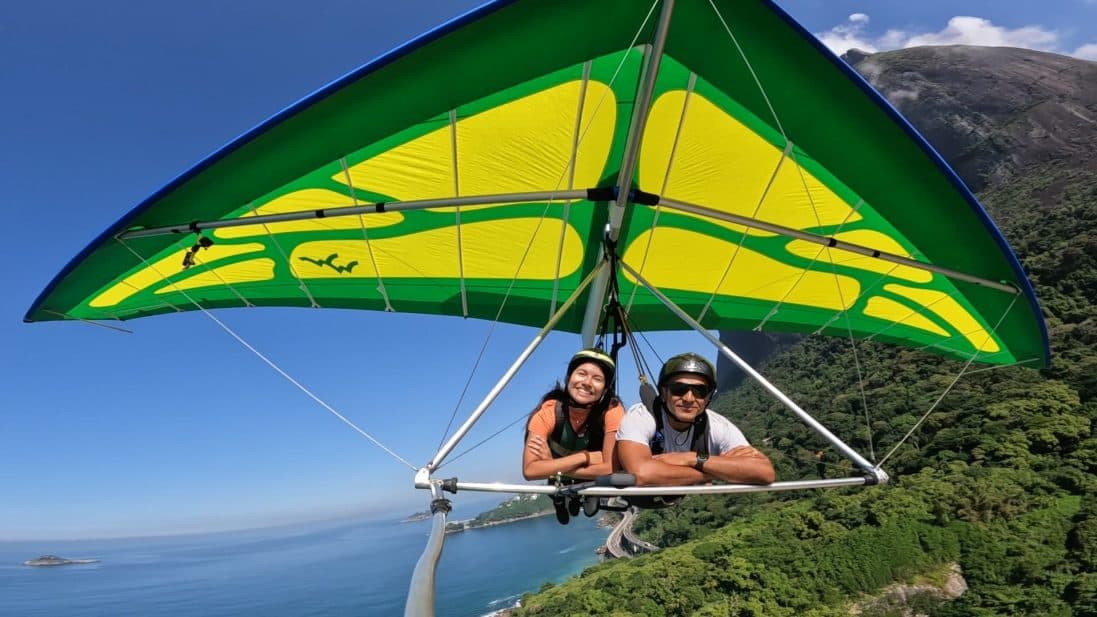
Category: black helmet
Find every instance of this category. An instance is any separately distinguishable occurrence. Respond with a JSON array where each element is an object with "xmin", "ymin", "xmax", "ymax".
[
  {"xmin": 567, "ymin": 348, "xmax": 616, "ymax": 387},
  {"xmin": 658, "ymin": 352, "xmax": 716, "ymax": 388}
]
